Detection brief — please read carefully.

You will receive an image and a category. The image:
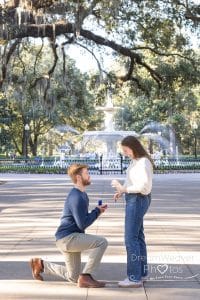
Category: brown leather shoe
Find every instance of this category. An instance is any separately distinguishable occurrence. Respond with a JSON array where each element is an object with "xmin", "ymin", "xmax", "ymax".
[
  {"xmin": 30, "ymin": 258, "xmax": 44, "ymax": 281},
  {"xmin": 78, "ymin": 274, "xmax": 106, "ymax": 288}
]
